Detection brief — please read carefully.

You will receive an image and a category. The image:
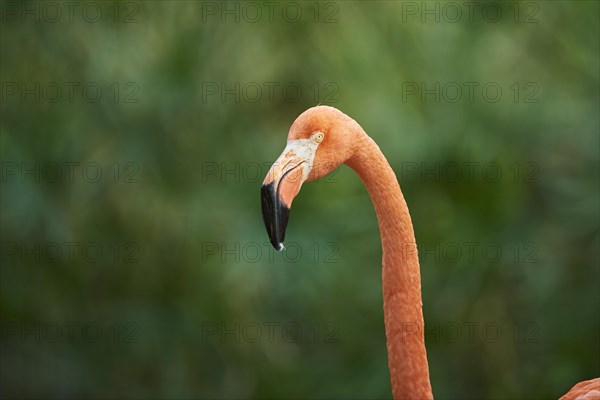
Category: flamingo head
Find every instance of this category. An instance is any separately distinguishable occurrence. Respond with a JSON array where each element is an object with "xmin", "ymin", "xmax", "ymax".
[{"xmin": 261, "ymin": 106, "xmax": 359, "ymax": 251}]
